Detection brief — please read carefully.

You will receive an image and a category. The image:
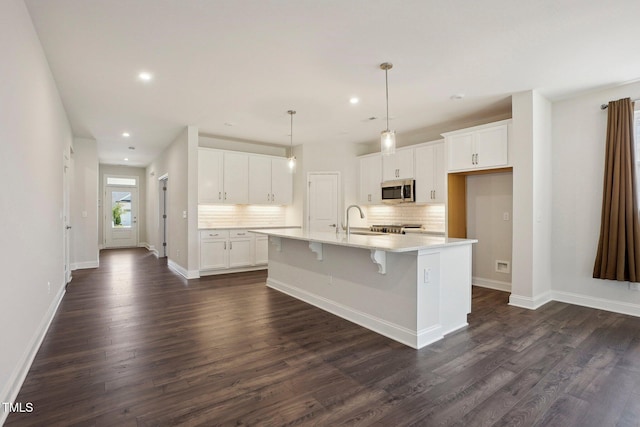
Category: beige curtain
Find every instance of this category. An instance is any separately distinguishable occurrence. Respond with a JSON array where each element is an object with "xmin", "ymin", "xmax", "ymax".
[{"xmin": 593, "ymin": 98, "xmax": 640, "ymax": 281}]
